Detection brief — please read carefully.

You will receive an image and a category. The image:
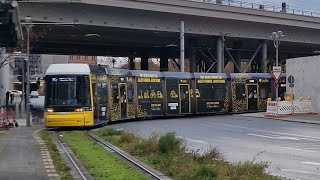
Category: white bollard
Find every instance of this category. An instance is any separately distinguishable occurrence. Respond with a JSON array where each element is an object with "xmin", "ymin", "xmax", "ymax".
[{"xmin": 15, "ymin": 103, "xmax": 20, "ymax": 119}]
